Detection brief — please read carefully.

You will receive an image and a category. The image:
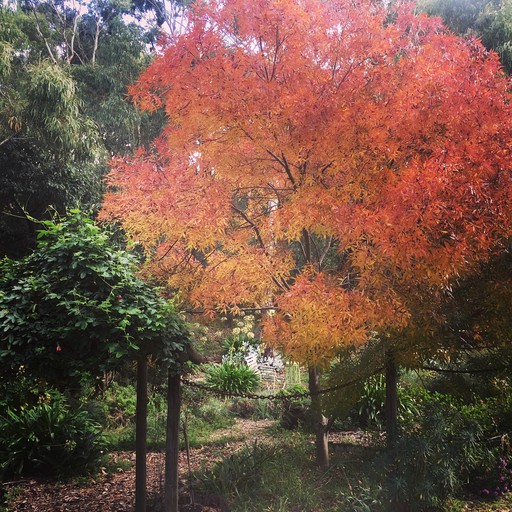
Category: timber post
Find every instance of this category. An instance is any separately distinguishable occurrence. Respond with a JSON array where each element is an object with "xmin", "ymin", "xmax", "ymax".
[
  {"xmin": 164, "ymin": 371, "xmax": 181, "ymax": 512},
  {"xmin": 135, "ymin": 355, "xmax": 148, "ymax": 512},
  {"xmin": 385, "ymin": 348, "xmax": 398, "ymax": 450}
]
